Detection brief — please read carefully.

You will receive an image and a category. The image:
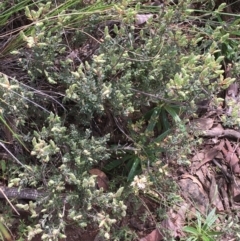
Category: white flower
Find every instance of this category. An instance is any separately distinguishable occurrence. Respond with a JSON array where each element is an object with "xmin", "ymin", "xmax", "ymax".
[{"xmin": 131, "ymin": 175, "xmax": 147, "ymax": 190}]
